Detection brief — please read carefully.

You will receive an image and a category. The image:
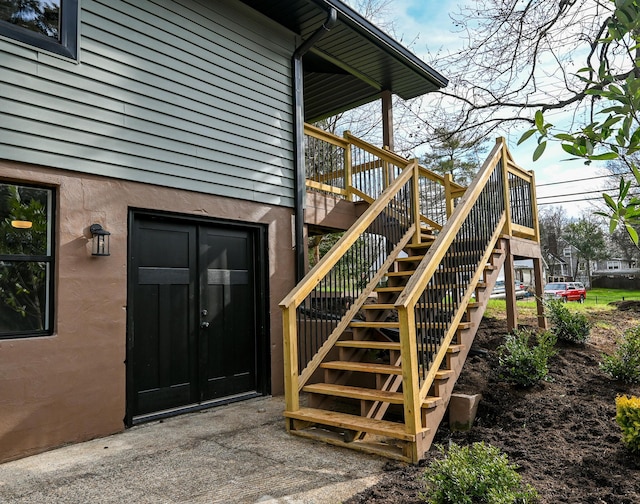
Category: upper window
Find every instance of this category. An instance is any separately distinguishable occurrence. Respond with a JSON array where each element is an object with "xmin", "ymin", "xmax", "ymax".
[
  {"xmin": 0, "ymin": 0, "xmax": 77, "ymax": 59},
  {"xmin": 0, "ymin": 182, "xmax": 54, "ymax": 338},
  {"xmin": 607, "ymin": 260, "xmax": 621, "ymax": 270}
]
